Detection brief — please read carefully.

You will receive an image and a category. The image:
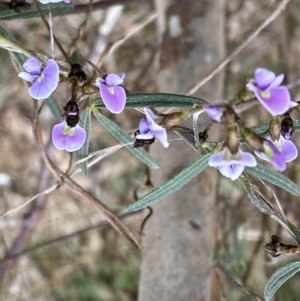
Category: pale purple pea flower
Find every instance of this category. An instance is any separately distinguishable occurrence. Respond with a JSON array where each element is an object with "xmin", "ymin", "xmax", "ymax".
[
  {"xmin": 136, "ymin": 108, "xmax": 169, "ymax": 148},
  {"xmin": 205, "ymin": 105, "xmax": 223, "ymax": 122},
  {"xmin": 97, "ymin": 73, "xmax": 126, "ymax": 114},
  {"xmin": 18, "ymin": 57, "xmax": 59, "ymax": 99},
  {"xmin": 52, "ymin": 122, "xmax": 86, "ymax": 152},
  {"xmin": 255, "ymin": 136, "xmax": 297, "ymax": 170},
  {"xmin": 208, "ymin": 148, "xmax": 257, "ymax": 180},
  {"xmin": 39, "ymin": 0, "xmax": 70, "ymax": 4},
  {"xmin": 246, "ymin": 68, "xmax": 295, "ymax": 116}
]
